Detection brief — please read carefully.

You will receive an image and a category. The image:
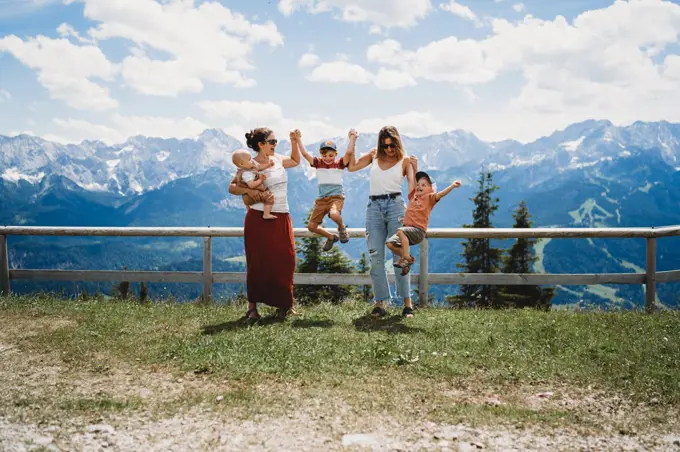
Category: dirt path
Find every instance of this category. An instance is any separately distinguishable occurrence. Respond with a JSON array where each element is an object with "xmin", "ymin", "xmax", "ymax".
[
  {"xmin": 3, "ymin": 406, "xmax": 680, "ymax": 451},
  {"xmin": 1, "ymin": 317, "xmax": 679, "ymax": 451}
]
